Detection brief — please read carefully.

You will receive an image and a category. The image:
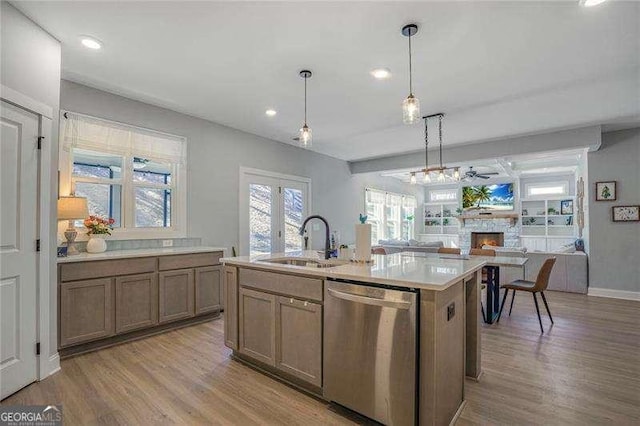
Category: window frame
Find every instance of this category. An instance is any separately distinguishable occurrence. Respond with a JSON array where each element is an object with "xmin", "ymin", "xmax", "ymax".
[
  {"xmin": 365, "ymin": 188, "xmax": 416, "ymax": 244},
  {"xmin": 524, "ymin": 180, "xmax": 569, "ymax": 198},
  {"xmin": 59, "ymin": 111, "xmax": 187, "ymax": 240}
]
